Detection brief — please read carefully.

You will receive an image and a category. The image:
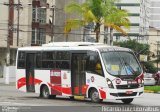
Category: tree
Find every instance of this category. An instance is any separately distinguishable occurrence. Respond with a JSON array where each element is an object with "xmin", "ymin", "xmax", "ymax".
[
  {"xmin": 105, "ymin": 8, "xmax": 130, "ymax": 45},
  {"xmin": 64, "ymin": 0, "xmax": 130, "ymax": 42},
  {"xmin": 114, "ymin": 40, "xmax": 157, "ymax": 73}
]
